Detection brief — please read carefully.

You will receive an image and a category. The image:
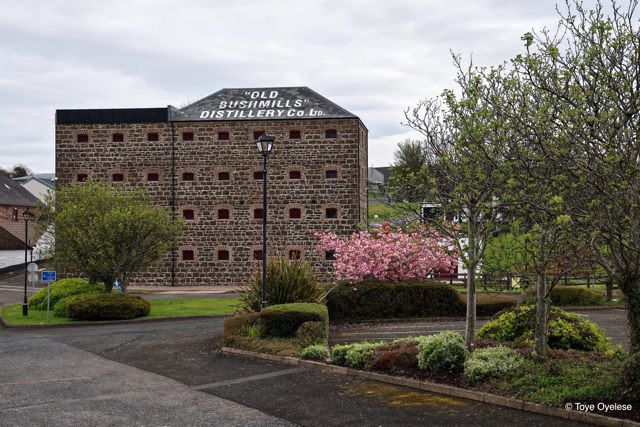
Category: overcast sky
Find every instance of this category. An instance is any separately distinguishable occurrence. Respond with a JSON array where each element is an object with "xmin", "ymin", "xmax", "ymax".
[{"xmin": 0, "ymin": 0, "xmax": 607, "ymax": 173}]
